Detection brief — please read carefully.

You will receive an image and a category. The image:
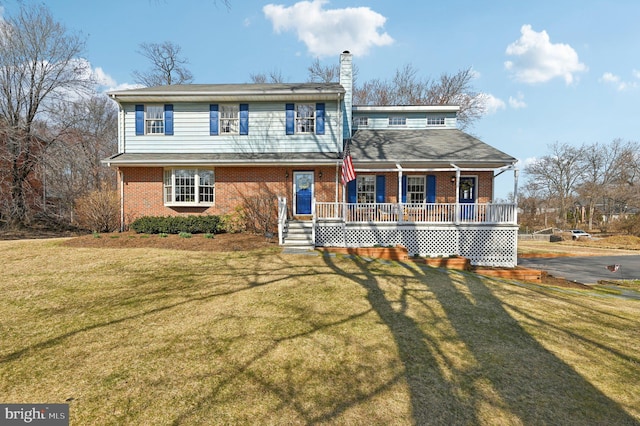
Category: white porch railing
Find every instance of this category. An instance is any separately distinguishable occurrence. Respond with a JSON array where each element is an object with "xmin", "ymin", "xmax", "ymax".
[
  {"xmin": 315, "ymin": 202, "xmax": 517, "ymax": 225},
  {"xmin": 277, "ymin": 196, "xmax": 287, "ymax": 245}
]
